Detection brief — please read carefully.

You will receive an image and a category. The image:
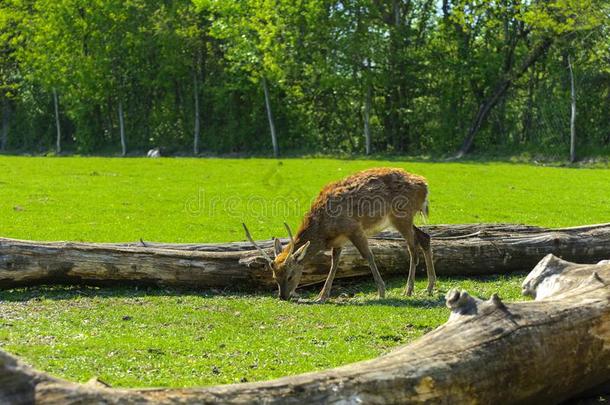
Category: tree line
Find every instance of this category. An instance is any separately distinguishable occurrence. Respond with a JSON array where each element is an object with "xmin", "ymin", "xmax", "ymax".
[{"xmin": 0, "ymin": 0, "xmax": 608, "ymax": 158}]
